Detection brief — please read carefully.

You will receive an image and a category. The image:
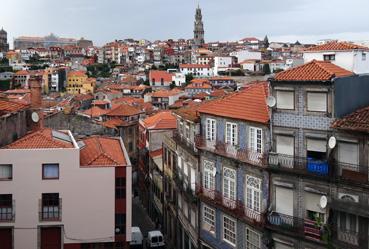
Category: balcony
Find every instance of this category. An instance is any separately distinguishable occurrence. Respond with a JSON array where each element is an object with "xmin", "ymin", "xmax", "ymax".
[
  {"xmin": 0, "ymin": 200, "xmax": 15, "ymax": 222},
  {"xmin": 332, "ymin": 160, "xmax": 369, "ymax": 184},
  {"xmin": 267, "ymin": 212, "xmax": 325, "ymax": 242},
  {"xmin": 195, "ymin": 136, "xmax": 267, "ymax": 167},
  {"xmin": 330, "ymin": 197, "xmax": 369, "ymax": 218},
  {"xmin": 196, "ymin": 185, "xmax": 265, "ymax": 226},
  {"xmin": 174, "ymin": 171, "xmax": 197, "ymax": 203},
  {"xmin": 39, "ymin": 198, "xmax": 62, "ymax": 222},
  {"xmin": 173, "ymin": 131, "xmax": 198, "ymax": 155},
  {"xmin": 269, "ymin": 153, "xmax": 331, "ymax": 178}
]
